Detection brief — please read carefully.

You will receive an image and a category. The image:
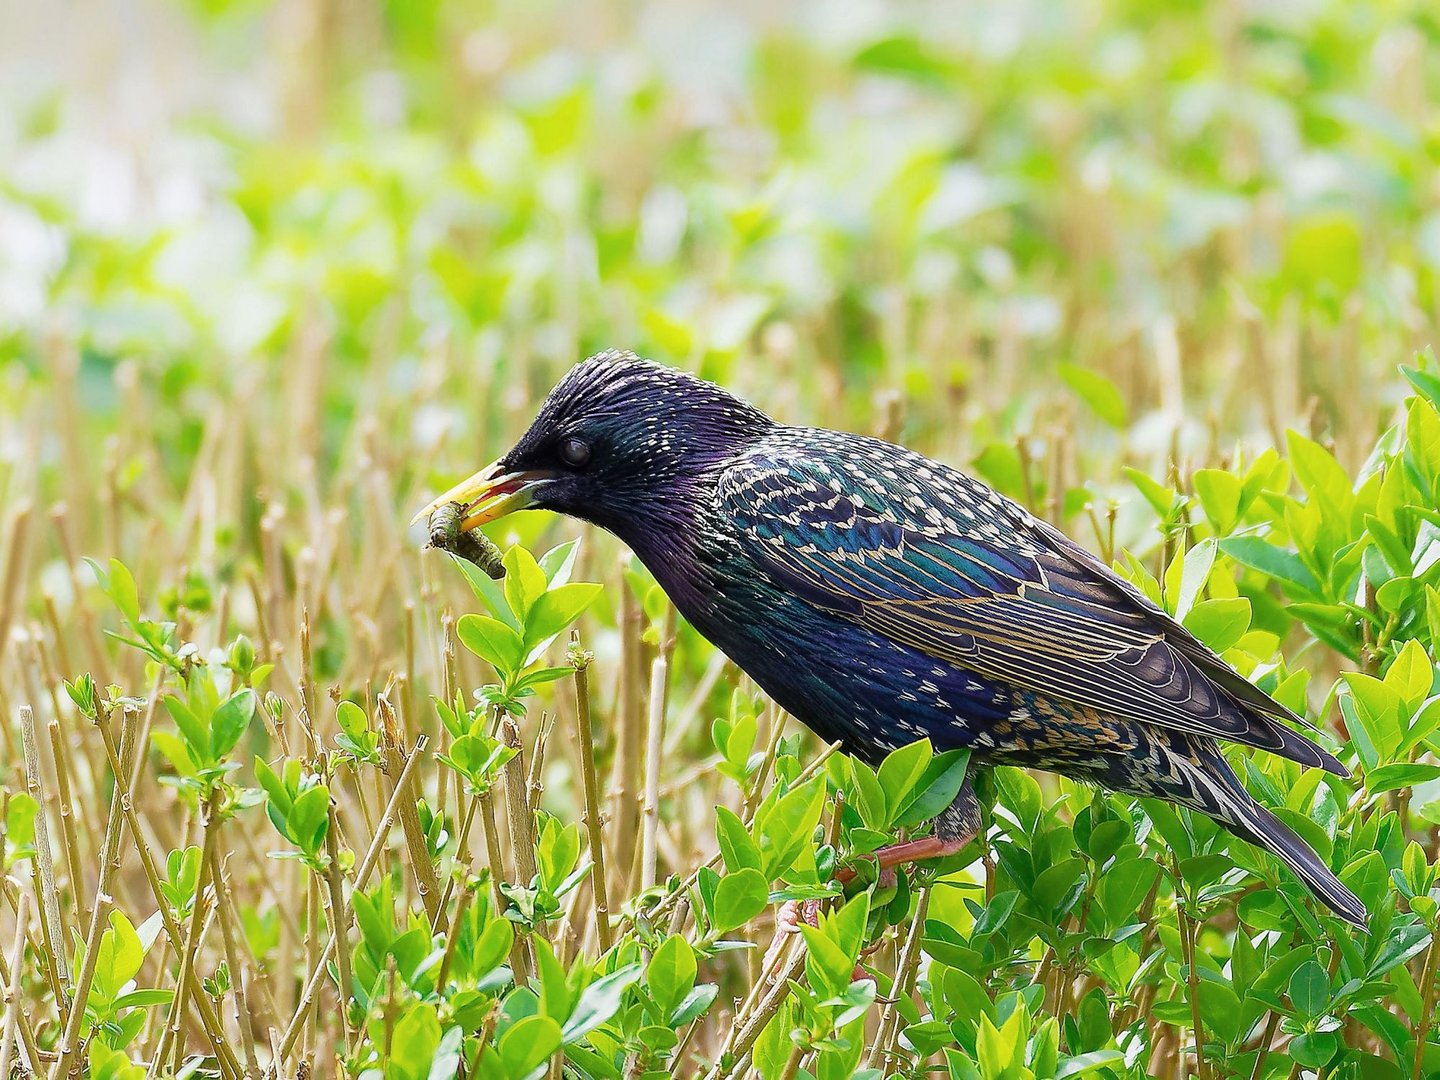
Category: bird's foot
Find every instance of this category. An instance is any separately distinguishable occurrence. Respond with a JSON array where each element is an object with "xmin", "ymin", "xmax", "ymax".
[
  {"xmin": 775, "ymin": 897, "xmax": 824, "ymax": 933},
  {"xmin": 770, "ymin": 898, "xmax": 870, "ymax": 981},
  {"xmin": 765, "ymin": 832, "xmax": 971, "ymax": 979},
  {"xmin": 762, "ymin": 897, "xmax": 822, "ymax": 971},
  {"xmin": 835, "ymin": 832, "xmax": 972, "ymax": 885}
]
